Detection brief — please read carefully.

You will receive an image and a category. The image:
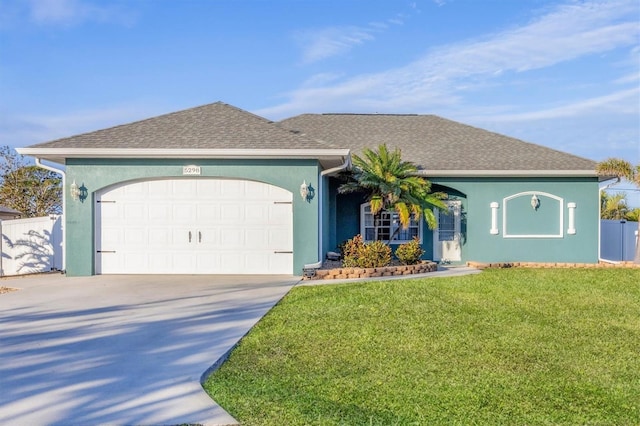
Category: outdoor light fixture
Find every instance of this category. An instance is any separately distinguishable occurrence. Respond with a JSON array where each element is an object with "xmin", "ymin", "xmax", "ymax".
[
  {"xmin": 300, "ymin": 180, "xmax": 309, "ymax": 201},
  {"xmin": 531, "ymin": 194, "xmax": 540, "ymax": 211},
  {"xmin": 70, "ymin": 180, "xmax": 80, "ymax": 201}
]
